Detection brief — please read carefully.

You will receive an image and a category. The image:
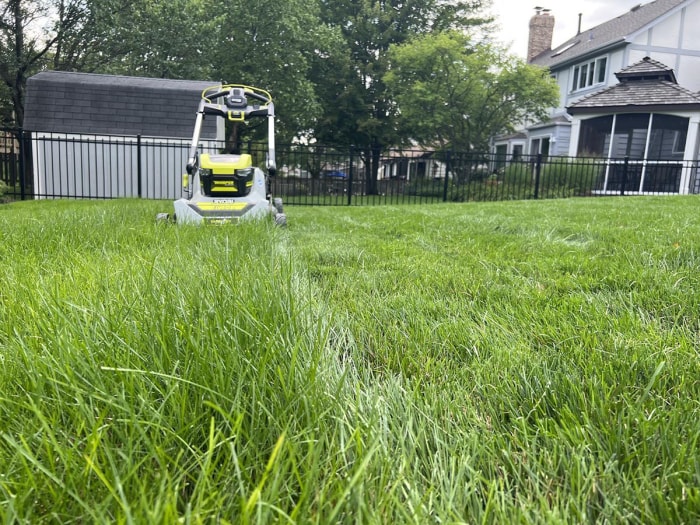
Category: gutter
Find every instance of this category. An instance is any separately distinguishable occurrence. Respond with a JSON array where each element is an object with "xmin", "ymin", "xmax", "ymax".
[{"xmin": 542, "ymin": 38, "xmax": 627, "ymax": 70}]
